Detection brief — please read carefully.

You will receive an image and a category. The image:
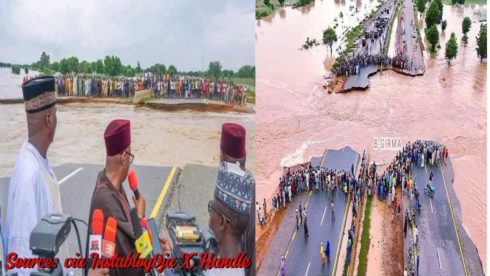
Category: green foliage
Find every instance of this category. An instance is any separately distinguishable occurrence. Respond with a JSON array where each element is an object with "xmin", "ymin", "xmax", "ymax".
[
  {"xmin": 426, "ymin": 25, "xmax": 440, "ymax": 52},
  {"xmin": 476, "ymin": 24, "xmax": 487, "ymax": 61},
  {"xmin": 149, "ymin": 63, "xmax": 166, "ymax": 75},
  {"xmin": 434, "ymin": 0, "xmax": 443, "ymax": 22},
  {"xmin": 264, "ymin": 0, "xmax": 271, "ymax": 6},
  {"xmin": 425, "ymin": 1, "xmax": 441, "ymax": 28},
  {"xmin": 237, "ymin": 65, "xmax": 255, "ymax": 78},
  {"xmin": 256, "ymin": 6, "xmax": 273, "ymax": 19},
  {"xmin": 24, "ymin": 66, "xmax": 29, "ymax": 74},
  {"xmin": 207, "ymin": 61, "xmax": 222, "ymax": 80},
  {"xmin": 462, "ymin": 16, "xmax": 471, "ymax": 35},
  {"xmin": 95, "ymin": 59, "xmax": 105, "ymax": 74},
  {"xmin": 357, "ymin": 197, "xmax": 373, "ymax": 276},
  {"xmin": 323, "ymin": 27, "xmax": 338, "ymax": 54},
  {"xmin": 136, "ymin": 61, "xmax": 142, "ymax": 73},
  {"xmin": 445, "ymin": 32, "xmax": 458, "ymax": 64},
  {"xmin": 125, "ymin": 65, "xmax": 135, "ymax": 77},
  {"xmin": 11, "ymin": 65, "xmax": 20, "ymax": 75},
  {"xmin": 104, "ymin": 55, "xmax": 123, "ymax": 76},
  {"xmin": 167, "ymin": 65, "xmax": 177, "ymax": 76},
  {"xmin": 51, "ymin": 61, "xmax": 59, "ymax": 72},
  {"xmin": 222, "ymin": 69, "xmax": 235, "ymax": 78},
  {"xmin": 59, "ymin": 57, "xmax": 79, "ymax": 74},
  {"xmin": 279, "ymin": 0, "xmax": 285, "ymax": 5},
  {"xmin": 450, "ymin": 0, "xmax": 465, "ymax": 5},
  {"xmin": 416, "ymin": 0, "xmax": 426, "ymax": 13}
]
